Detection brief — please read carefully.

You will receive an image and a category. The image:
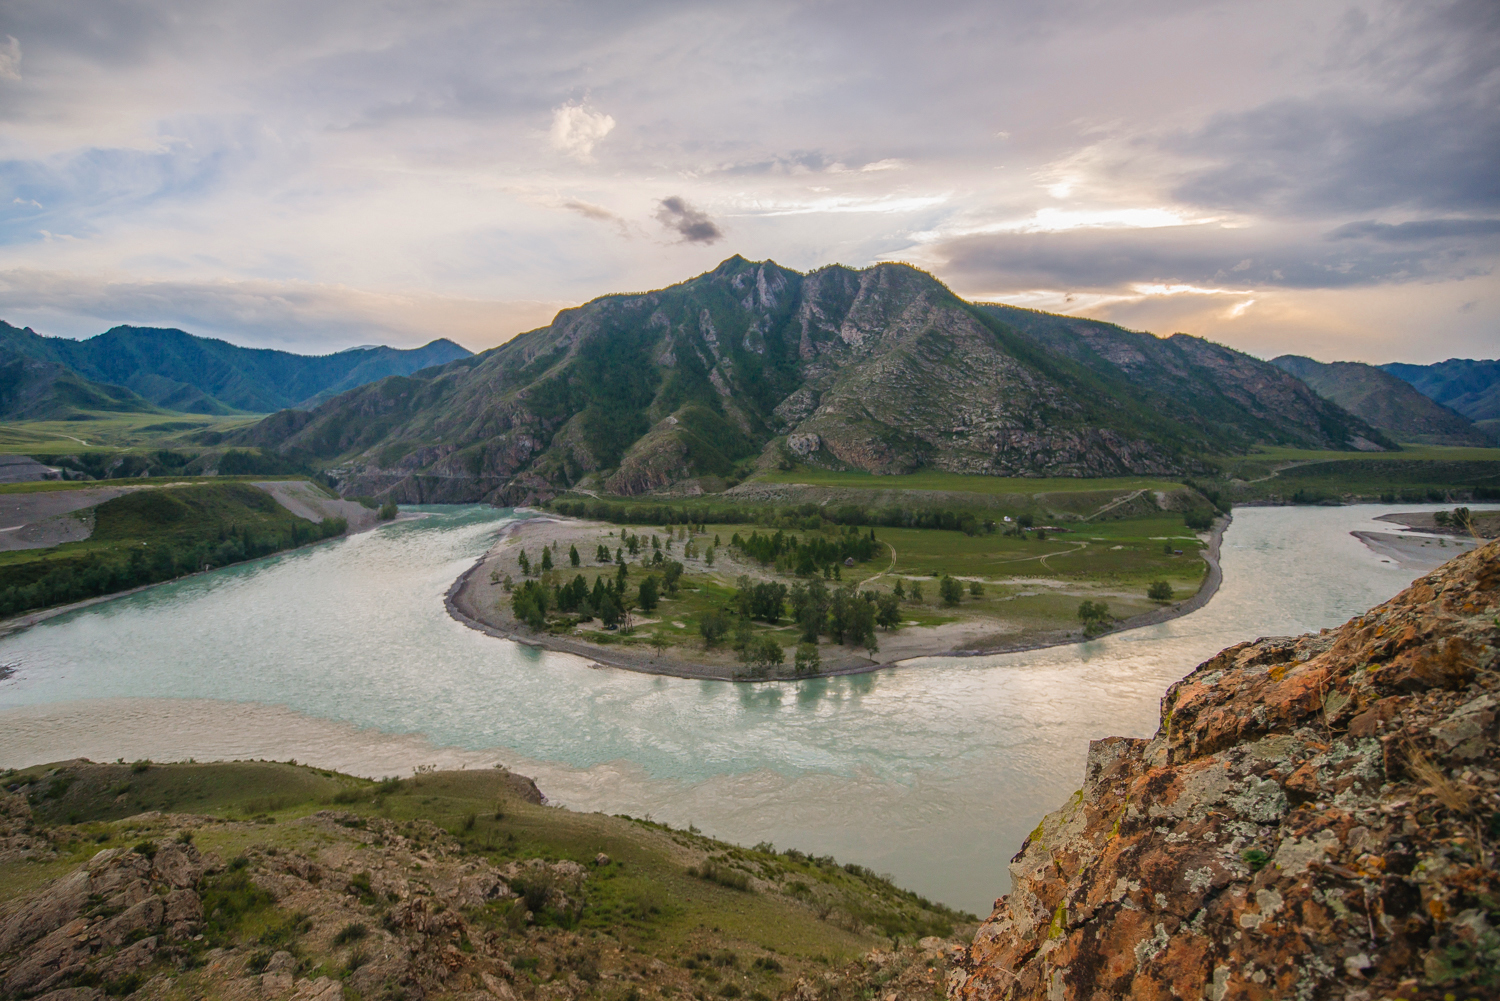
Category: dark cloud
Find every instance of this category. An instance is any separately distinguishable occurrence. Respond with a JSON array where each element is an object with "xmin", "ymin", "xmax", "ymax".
[
  {"xmin": 931, "ymin": 222, "xmax": 1499, "ymax": 293},
  {"xmin": 654, "ymin": 196, "xmax": 722, "ymax": 244},
  {"xmin": 1326, "ymin": 218, "xmax": 1500, "ymax": 242},
  {"xmin": 1165, "ymin": 0, "xmax": 1500, "ymax": 218}
]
